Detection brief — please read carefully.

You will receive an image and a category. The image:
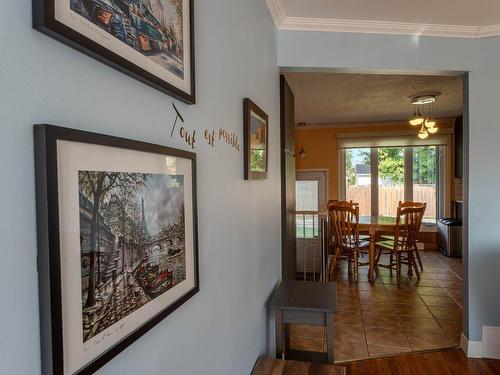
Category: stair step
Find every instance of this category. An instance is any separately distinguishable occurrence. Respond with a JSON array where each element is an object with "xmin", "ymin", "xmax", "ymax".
[{"xmin": 252, "ymin": 356, "xmax": 346, "ymax": 375}]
